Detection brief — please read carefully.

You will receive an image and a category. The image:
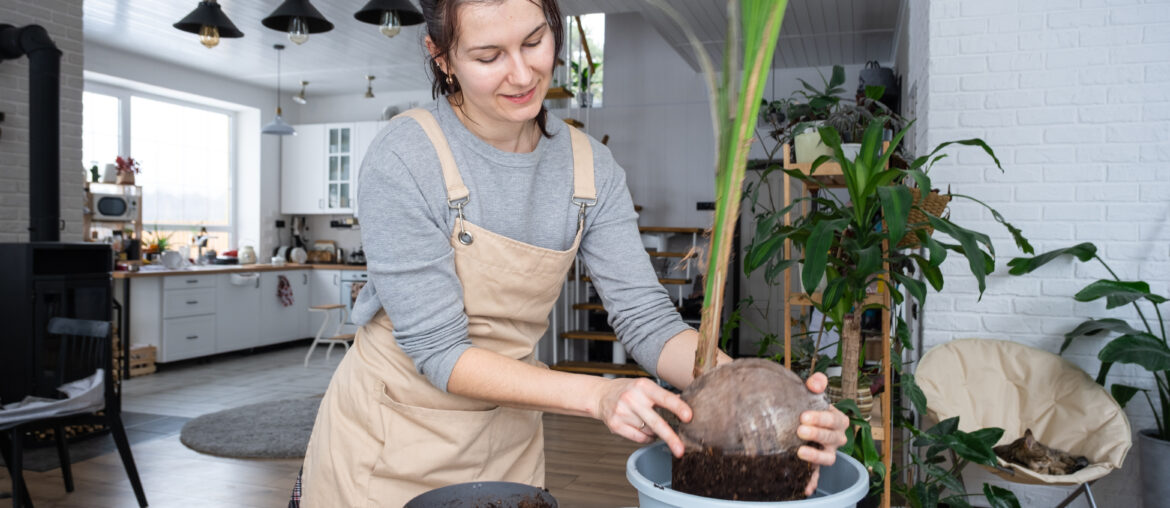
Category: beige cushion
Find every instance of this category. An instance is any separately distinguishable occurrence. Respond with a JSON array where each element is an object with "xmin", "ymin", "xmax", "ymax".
[{"xmin": 916, "ymin": 338, "xmax": 1131, "ymax": 485}]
